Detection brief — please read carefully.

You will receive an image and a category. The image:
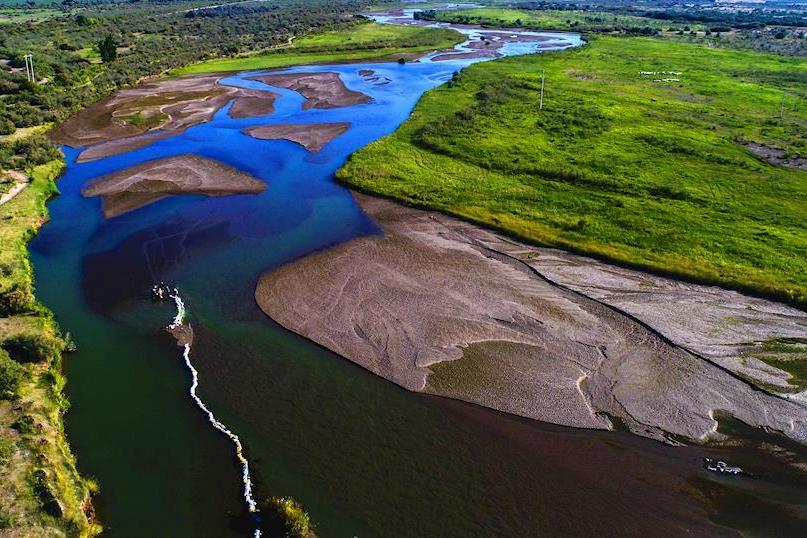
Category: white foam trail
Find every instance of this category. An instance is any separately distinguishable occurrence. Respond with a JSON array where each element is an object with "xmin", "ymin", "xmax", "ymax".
[{"xmin": 167, "ymin": 291, "xmax": 261, "ymax": 530}]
